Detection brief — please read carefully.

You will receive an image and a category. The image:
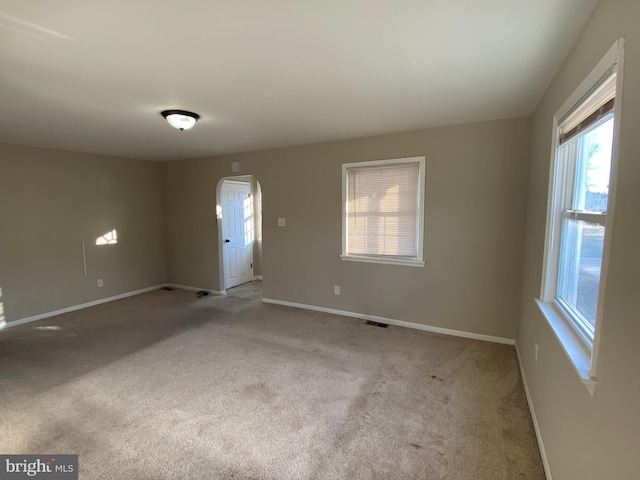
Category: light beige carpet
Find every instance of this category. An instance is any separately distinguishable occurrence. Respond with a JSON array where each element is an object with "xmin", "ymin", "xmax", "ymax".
[{"xmin": 0, "ymin": 282, "xmax": 545, "ymax": 479}]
